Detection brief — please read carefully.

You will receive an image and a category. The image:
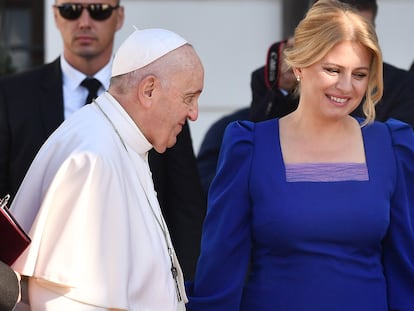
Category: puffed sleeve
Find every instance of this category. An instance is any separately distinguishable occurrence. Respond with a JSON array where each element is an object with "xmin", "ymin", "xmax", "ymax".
[
  {"xmin": 383, "ymin": 119, "xmax": 414, "ymax": 310},
  {"xmin": 186, "ymin": 121, "xmax": 255, "ymax": 310}
]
